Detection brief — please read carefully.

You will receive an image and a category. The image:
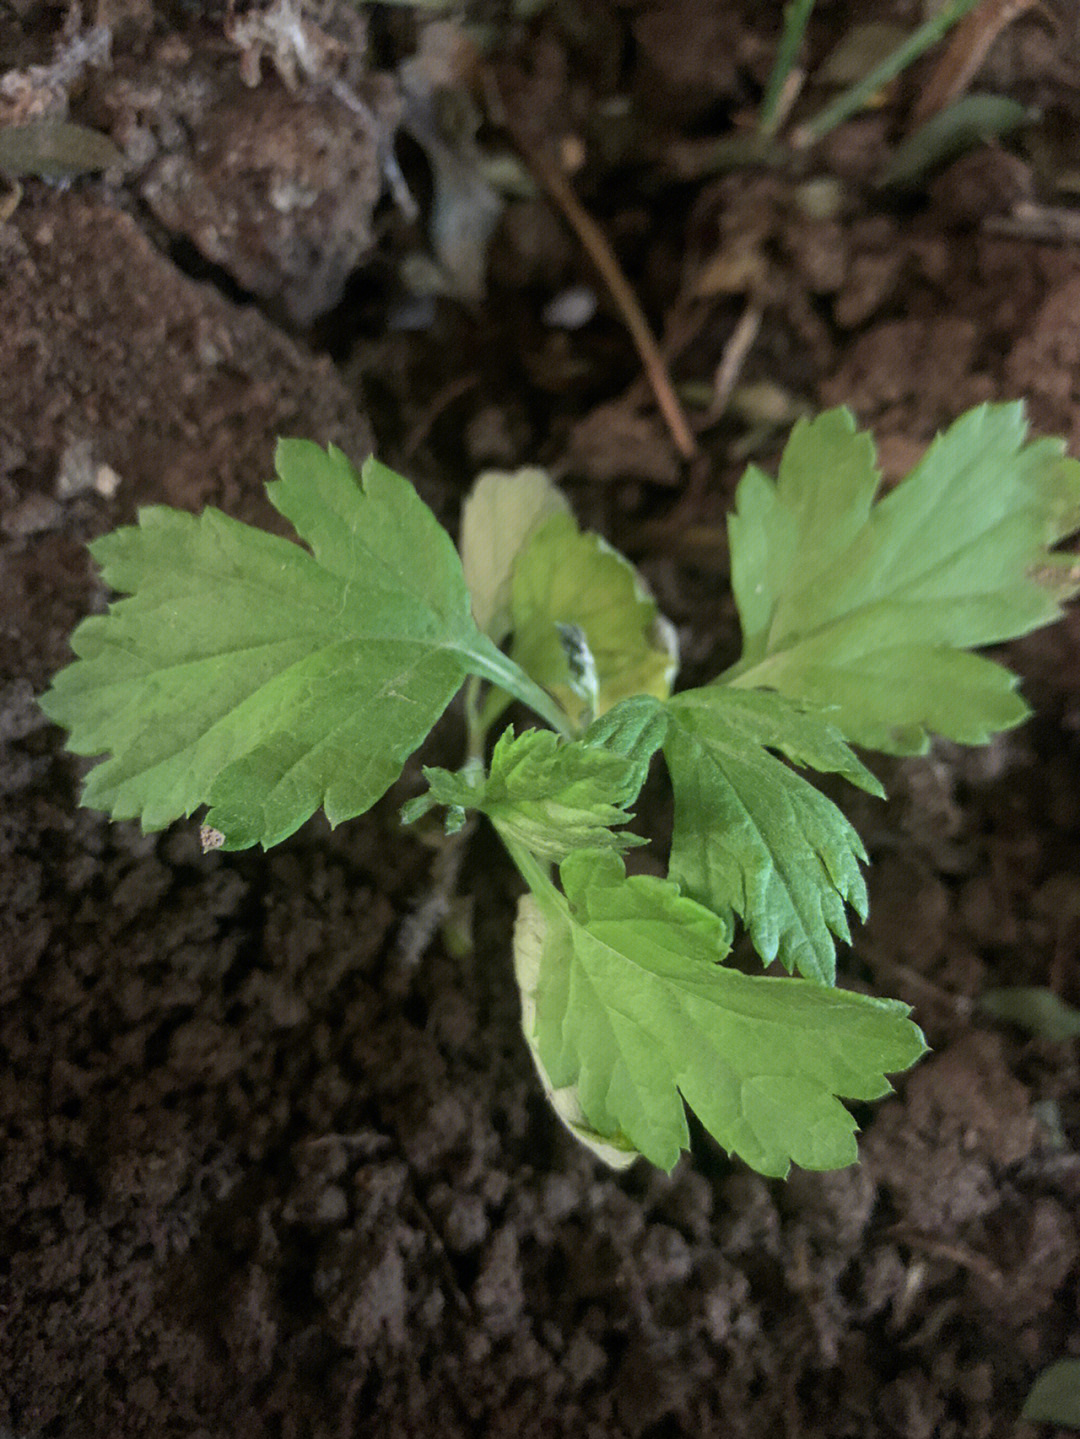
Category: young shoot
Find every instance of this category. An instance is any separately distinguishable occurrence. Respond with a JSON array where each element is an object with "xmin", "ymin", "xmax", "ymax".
[{"xmin": 41, "ymin": 403, "xmax": 1080, "ymax": 1175}]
